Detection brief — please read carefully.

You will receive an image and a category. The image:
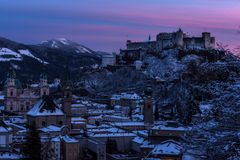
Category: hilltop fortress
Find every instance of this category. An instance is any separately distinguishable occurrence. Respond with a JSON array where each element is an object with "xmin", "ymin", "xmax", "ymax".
[
  {"xmin": 101, "ymin": 29, "xmax": 216, "ymax": 67},
  {"xmin": 126, "ymin": 28, "xmax": 215, "ymax": 52}
]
